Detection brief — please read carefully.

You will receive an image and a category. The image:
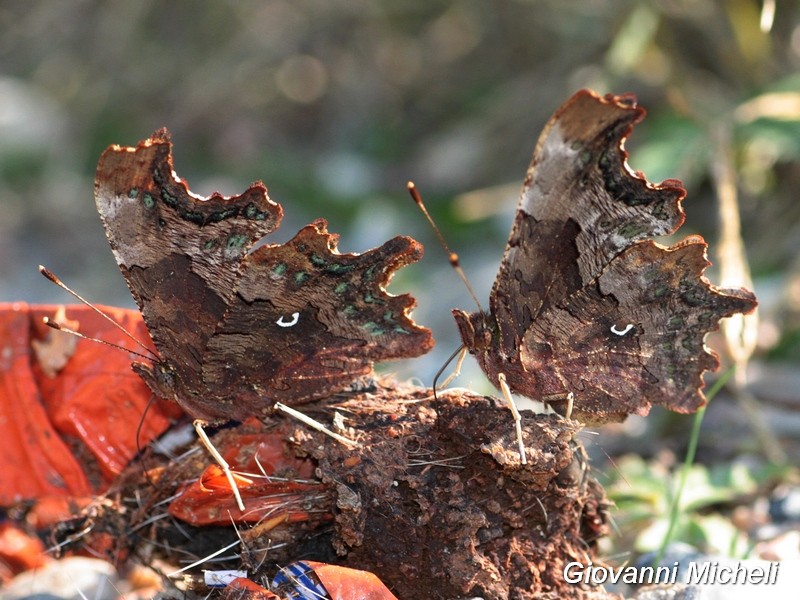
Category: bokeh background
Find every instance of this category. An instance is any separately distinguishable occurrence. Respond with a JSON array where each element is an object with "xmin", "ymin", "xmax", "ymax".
[{"xmin": 2, "ymin": 1, "xmax": 799, "ymax": 483}]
